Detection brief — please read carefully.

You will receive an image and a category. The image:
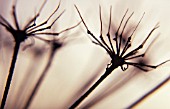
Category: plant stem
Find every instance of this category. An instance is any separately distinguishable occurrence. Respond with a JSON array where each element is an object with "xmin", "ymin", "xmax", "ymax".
[
  {"xmin": 1, "ymin": 42, "xmax": 21, "ymax": 109},
  {"xmin": 24, "ymin": 50, "xmax": 56, "ymax": 109},
  {"xmin": 69, "ymin": 64, "xmax": 116, "ymax": 109},
  {"xmin": 127, "ymin": 74, "xmax": 170, "ymax": 109}
]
